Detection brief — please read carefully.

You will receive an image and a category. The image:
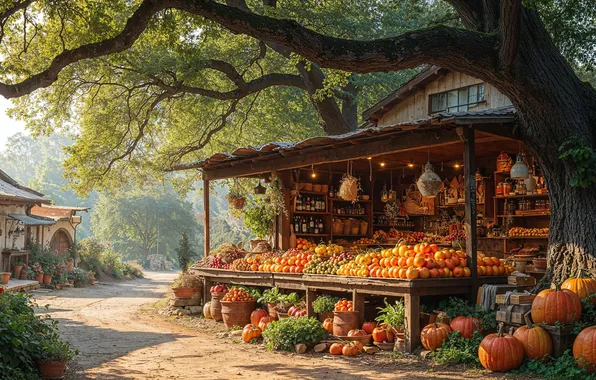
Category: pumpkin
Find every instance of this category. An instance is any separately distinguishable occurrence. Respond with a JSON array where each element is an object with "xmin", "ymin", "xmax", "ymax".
[
  {"xmin": 372, "ymin": 326, "xmax": 394, "ymax": 343},
  {"xmin": 329, "ymin": 342, "xmax": 344, "ymax": 355},
  {"xmin": 323, "ymin": 318, "xmax": 334, "ymax": 334},
  {"xmin": 573, "ymin": 326, "xmax": 596, "ymax": 372},
  {"xmin": 562, "ymin": 272, "xmax": 596, "ymax": 304},
  {"xmin": 362, "ymin": 321, "xmax": 377, "ymax": 334},
  {"xmin": 531, "ymin": 285, "xmax": 582, "ymax": 324},
  {"xmin": 250, "ymin": 309, "xmax": 268, "ymax": 326},
  {"xmin": 352, "ymin": 341, "xmax": 364, "ymax": 352},
  {"xmin": 258, "ymin": 316, "xmax": 274, "ymax": 331},
  {"xmin": 513, "ymin": 313, "xmax": 553, "ymax": 360},
  {"xmin": 479, "ymin": 323, "xmax": 525, "ymax": 372},
  {"xmin": 420, "ymin": 323, "xmax": 451, "ymax": 351},
  {"xmin": 241, "ymin": 324, "xmax": 262, "ymax": 343},
  {"xmin": 347, "ymin": 329, "xmax": 366, "ymax": 337},
  {"xmin": 203, "ymin": 302, "xmax": 212, "ymax": 319},
  {"xmin": 449, "ymin": 316, "xmax": 481, "ymax": 339},
  {"xmin": 342, "ymin": 342, "xmax": 359, "ymax": 356}
]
